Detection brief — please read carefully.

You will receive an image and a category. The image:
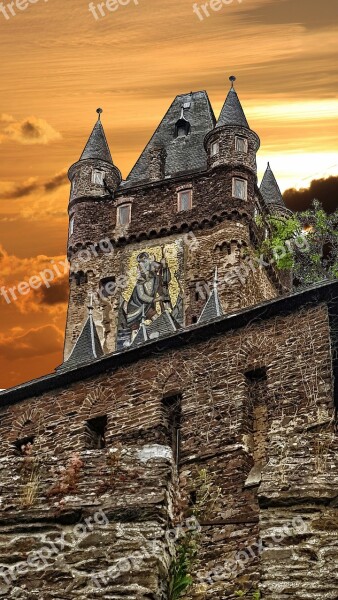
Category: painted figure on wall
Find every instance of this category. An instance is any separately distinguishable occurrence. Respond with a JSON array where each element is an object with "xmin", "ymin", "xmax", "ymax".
[{"xmin": 125, "ymin": 250, "xmax": 172, "ymax": 328}]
